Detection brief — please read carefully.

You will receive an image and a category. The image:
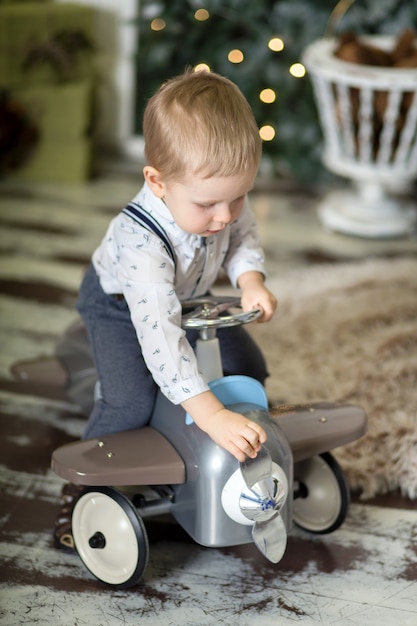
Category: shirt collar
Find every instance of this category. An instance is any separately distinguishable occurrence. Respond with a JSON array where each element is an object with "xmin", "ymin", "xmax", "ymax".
[{"xmin": 133, "ymin": 182, "xmax": 205, "ymax": 249}]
